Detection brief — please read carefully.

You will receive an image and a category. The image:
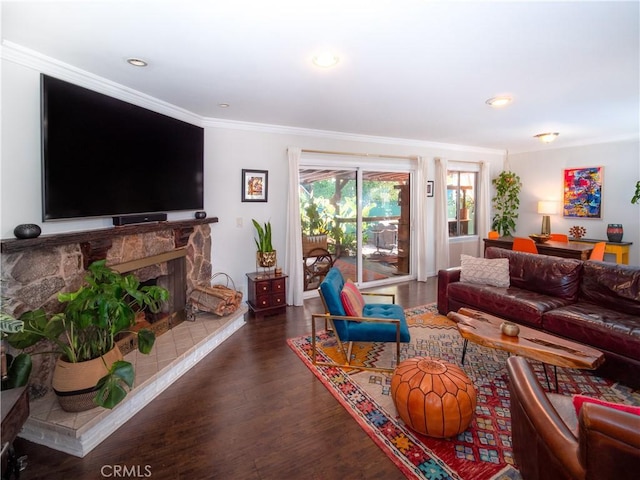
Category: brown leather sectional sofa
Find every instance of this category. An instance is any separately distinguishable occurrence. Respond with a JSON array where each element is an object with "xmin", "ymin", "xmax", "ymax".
[{"xmin": 438, "ymin": 247, "xmax": 640, "ymax": 388}]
